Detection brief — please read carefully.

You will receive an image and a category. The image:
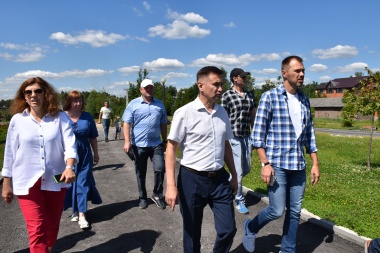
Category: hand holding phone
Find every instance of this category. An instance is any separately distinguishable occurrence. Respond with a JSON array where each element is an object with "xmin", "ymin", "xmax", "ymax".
[
  {"xmin": 269, "ymin": 174, "xmax": 277, "ymax": 186},
  {"xmin": 53, "ymin": 174, "xmax": 64, "ymax": 183}
]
